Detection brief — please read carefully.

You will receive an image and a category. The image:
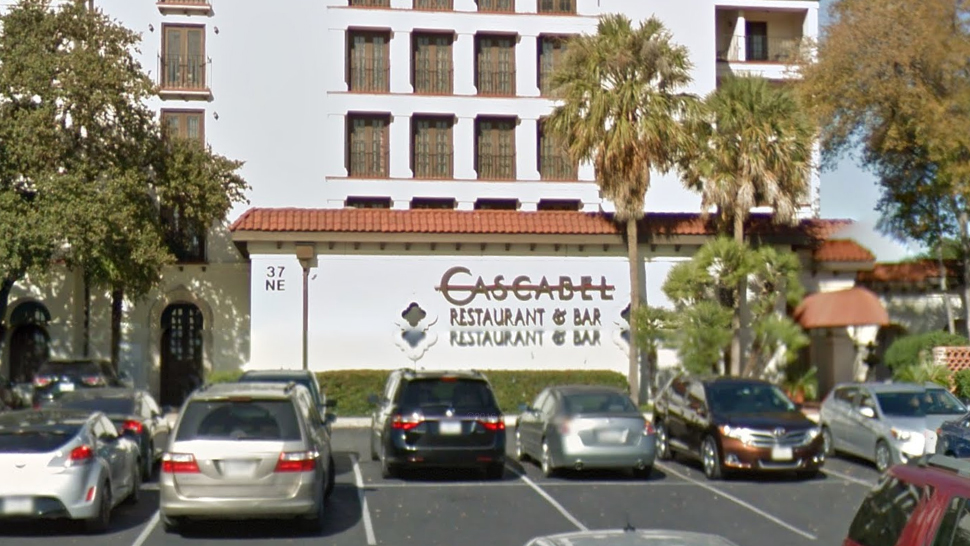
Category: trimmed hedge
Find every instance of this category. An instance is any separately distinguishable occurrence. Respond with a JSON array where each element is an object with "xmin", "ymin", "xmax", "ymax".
[
  {"xmin": 206, "ymin": 368, "xmax": 629, "ymax": 416},
  {"xmin": 884, "ymin": 331, "xmax": 969, "ymax": 370}
]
